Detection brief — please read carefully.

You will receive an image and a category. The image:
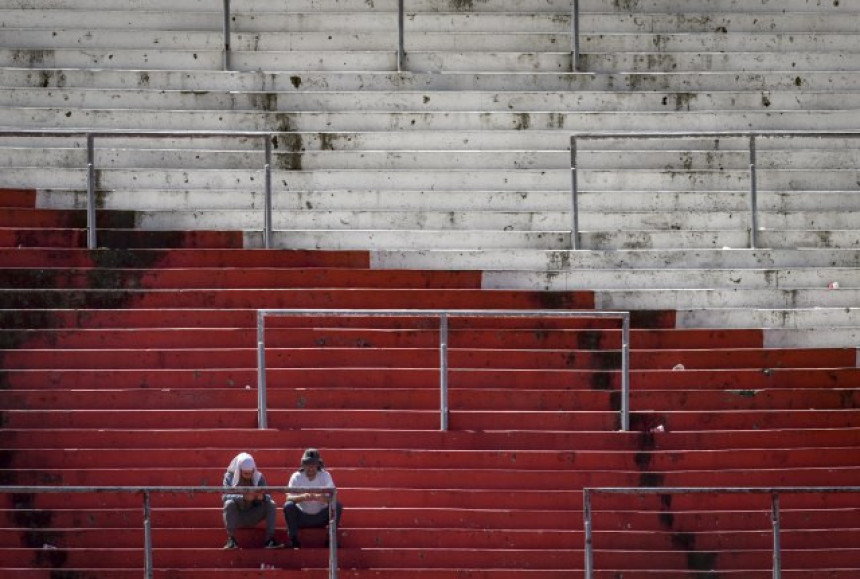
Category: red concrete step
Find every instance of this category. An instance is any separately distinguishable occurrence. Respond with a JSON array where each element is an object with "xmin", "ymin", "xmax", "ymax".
[
  {"xmin": 0, "ymin": 288, "xmax": 595, "ymax": 310},
  {"xmin": 4, "ymin": 345, "xmax": 850, "ymax": 370},
  {"xmin": 5, "ymin": 488, "xmax": 586, "ymax": 512},
  {"xmin": 0, "ymin": 188, "xmax": 36, "ymax": 208},
  {"xmin": 3, "ymin": 569, "xmax": 856, "ymax": 579},
  {"xmin": 0, "ymin": 546, "xmax": 588, "ymax": 570},
  {"xmin": 0, "ymin": 228, "xmax": 86, "ymax": 248},
  {"xmin": 0, "ymin": 326, "xmax": 765, "ymax": 350},
  {"xmin": 7, "ymin": 447, "xmax": 858, "ymax": 472},
  {"xmin": 6, "ymin": 427, "xmax": 860, "ymax": 453},
  {"xmin": 3, "ymin": 387, "xmax": 856, "ymax": 413},
  {"xmin": 0, "ymin": 248, "xmax": 371, "ymax": 269},
  {"xmin": 6, "ymin": 526, "xmax": 859, "ymax": 552},
  {"xmin": 0, "ymin": 228, "xmax": 243, "ymax": 249},
  {"xmin": 0, "ymin": 209, "xmax": 134, "ymax": 228},
  {"xmin": 6, "ymin": 466, "xmax": 860, "ymax": 489},
  {"xmin": 4, "ymin": 366, "xmax": 857, "ymax": 393},
  {"xmin": 0, "ymin": 409, "xmax": 618, "ymax": 431},
  {"xmin": 0, "ymin": 308, "xmax": 671, "ymax": 331},
  {"xmin": 1, "ymin": 267, "xmax": 482, "ymax": 290},
  {"xmin": 0, "ymin": 526, "xmax": 584, "ymax": 550}
]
